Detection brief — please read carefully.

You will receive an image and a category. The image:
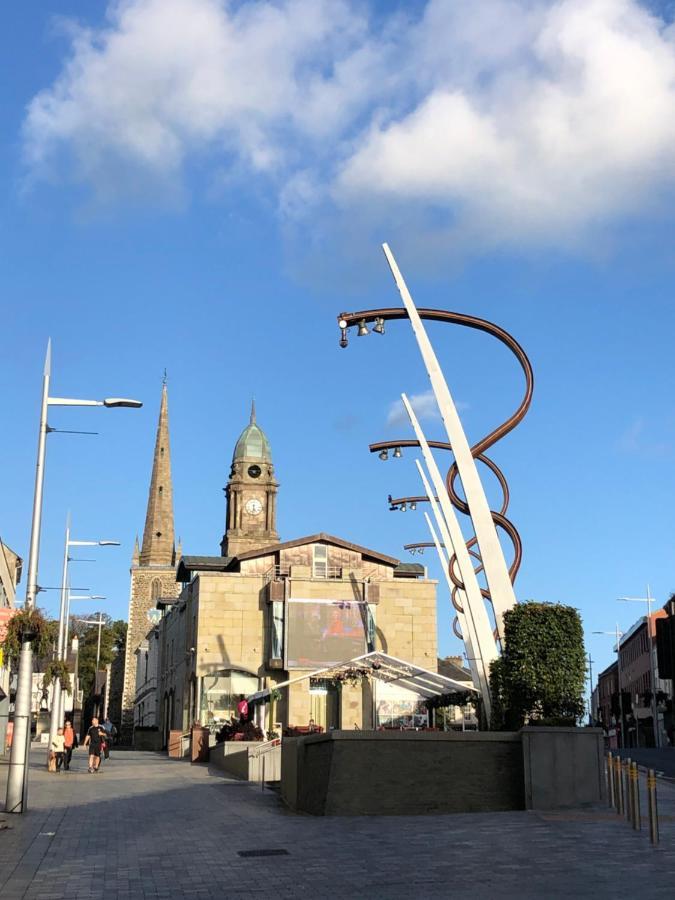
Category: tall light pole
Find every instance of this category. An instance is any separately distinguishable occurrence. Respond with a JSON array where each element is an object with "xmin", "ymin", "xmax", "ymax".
[
  {"xmin": 74, "ymin": 615, "xmax": 107, "ymax": 718},
  {"xmin": 54, "ymin": 590, "xmax": 107, "ymax": 741},
  {"xmin": 5, "ymin": 341, "xmax": 141, "ymax": 814},
  {"xmin": 594, "ymin": 625, "xmax": 625, "ymax": 749},
  {"xmin": 617, "ymin": 588, "xmax": 661, "ymax": 748},
  {"xmin": 47, "ymin": 516, "xmax": 118, "ymax": 758}
]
